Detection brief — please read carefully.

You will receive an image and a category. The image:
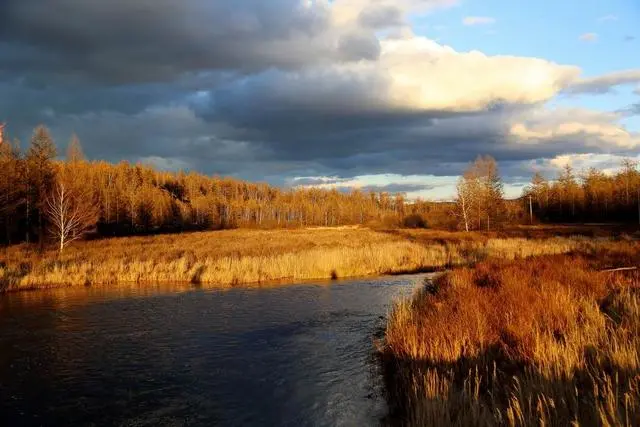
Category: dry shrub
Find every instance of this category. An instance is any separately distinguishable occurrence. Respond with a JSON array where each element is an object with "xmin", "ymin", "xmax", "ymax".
[
  {"xmin": 387, "ymin": 256, "xmax": 609, "ymax": 362},
  {"xmin": 383, "ymin": 247, "xmax": 640, "ymax": 426}
]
